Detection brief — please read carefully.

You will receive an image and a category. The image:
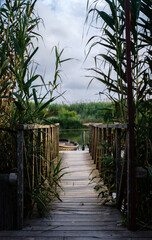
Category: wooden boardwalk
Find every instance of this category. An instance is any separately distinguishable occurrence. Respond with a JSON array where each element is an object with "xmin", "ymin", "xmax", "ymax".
[{"xmin": 0, "ymin": 151, "xmax": 151, "ymax": 239}]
